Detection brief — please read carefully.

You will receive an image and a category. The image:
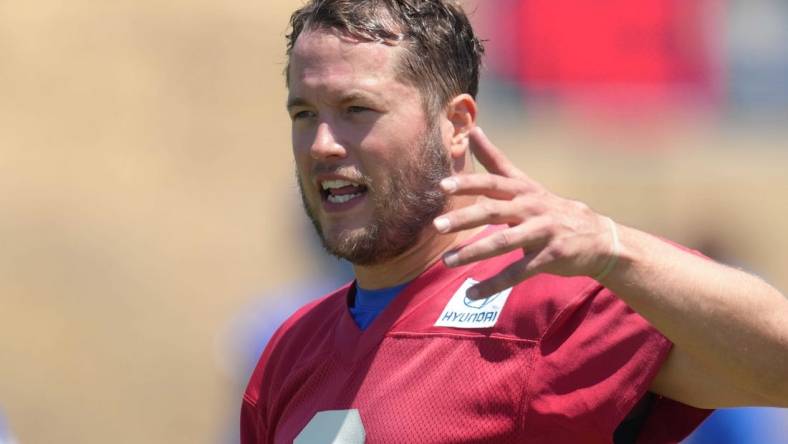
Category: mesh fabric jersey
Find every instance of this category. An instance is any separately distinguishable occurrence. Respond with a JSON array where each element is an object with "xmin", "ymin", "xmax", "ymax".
[{"xmin": 242, "ymin": 226, "xmax": 710, "ymax": 443}]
